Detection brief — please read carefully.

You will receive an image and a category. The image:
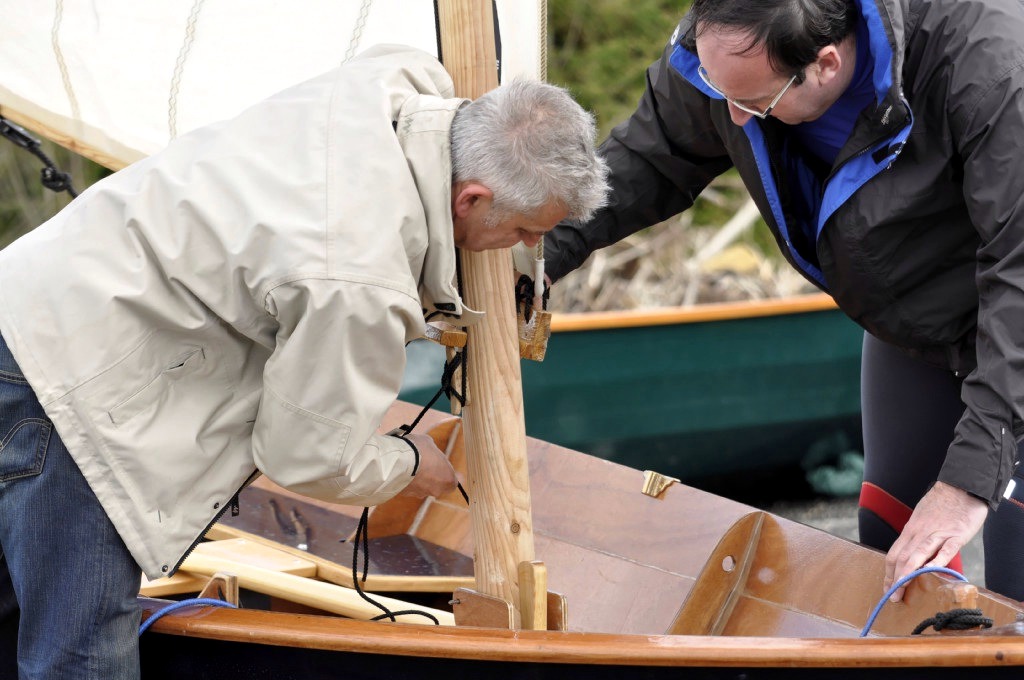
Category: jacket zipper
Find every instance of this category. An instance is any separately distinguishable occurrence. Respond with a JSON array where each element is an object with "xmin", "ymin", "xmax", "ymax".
[{"xmin": 164, "ymin": 468, "xmax": 260, "ymax": 576}]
